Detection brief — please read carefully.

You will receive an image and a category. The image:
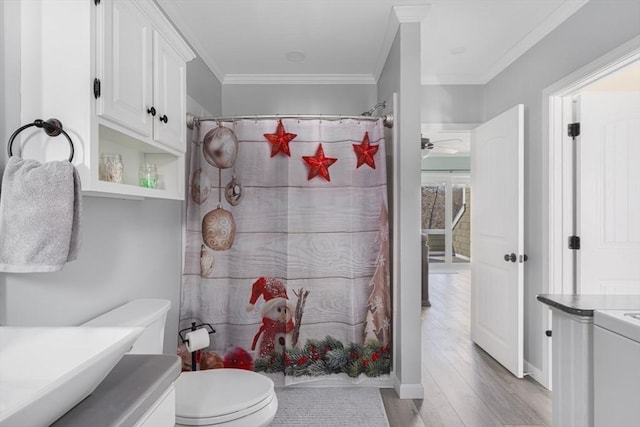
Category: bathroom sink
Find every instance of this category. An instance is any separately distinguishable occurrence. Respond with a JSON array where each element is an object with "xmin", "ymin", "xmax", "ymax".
[{"xmin": 0, "ymin": 326, "xmax": 142, "ymax": 427}]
